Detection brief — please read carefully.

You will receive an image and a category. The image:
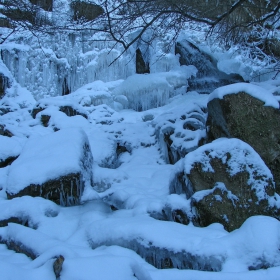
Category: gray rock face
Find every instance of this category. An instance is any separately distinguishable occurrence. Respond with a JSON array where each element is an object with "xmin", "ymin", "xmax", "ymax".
[
  {"xmin": 0, "ymin": 73, "xmax": 11, "ymax": 99},
  {"xmin": 136, "ymin": 48, "xmax": 150, "ymax": 74},
  {"xmin": 207, "ymin": 91, "xmax": 280, "ymax": 193},
  {"xmin": 175, "ymin": 40, "xmax": 243, "ymax": 93},
  {"xmin": 32, "ymin": 104, "xmax": 88, "ymax": 119},
  {"xmin": 30, "ymin": 0, "xmax": 53, "ymax": 11},
  {"xmin": 182, "ymin": 138, "xmax": 279, "ymax": 231},
  {"xmin": 6, "ymin": 128, "xmax": 93, "ymax": 206},
  {"xmin": 70, "ymin": 1, "xmax": 104, "ymax": 21}
]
